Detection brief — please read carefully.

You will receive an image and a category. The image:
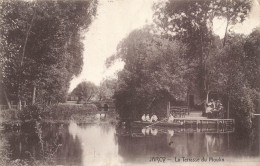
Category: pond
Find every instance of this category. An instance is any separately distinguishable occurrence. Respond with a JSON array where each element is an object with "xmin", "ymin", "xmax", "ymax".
[{"xmin": 0, "ymin": 119, "xmax": 259, "ymax": 166}]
